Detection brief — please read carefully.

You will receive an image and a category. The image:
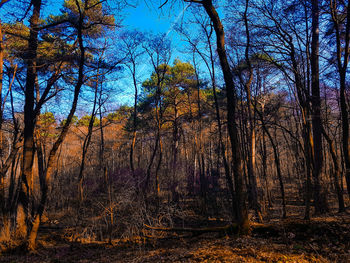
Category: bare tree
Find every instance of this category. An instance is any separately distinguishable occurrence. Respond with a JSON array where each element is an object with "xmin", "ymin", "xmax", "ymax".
[
  {"xmin": 178, "ymin": 0, "xmax": 248, "ymax": 230},
  {"xmin": 143, "ymin": 33, "xmax": 171, "ymax": 200},
  {"xmin": 311, "ymin": 0, "xmax": 327, "ymax": 214},
  {"xmin": 329, "ymin": 0, "xmax": 350, "ymax": 201},
  {"xmin": 120, "ymin": 30, "xmax": 144, "ymax": 188}
]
